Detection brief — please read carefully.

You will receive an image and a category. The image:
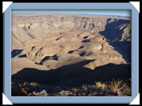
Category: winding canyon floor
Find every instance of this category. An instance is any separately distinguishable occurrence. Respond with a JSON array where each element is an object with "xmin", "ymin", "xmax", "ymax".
[{"xmin": 11, "ymin": 14, "xmax": 131, "ymax": 96}]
